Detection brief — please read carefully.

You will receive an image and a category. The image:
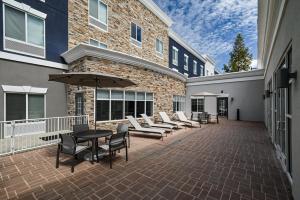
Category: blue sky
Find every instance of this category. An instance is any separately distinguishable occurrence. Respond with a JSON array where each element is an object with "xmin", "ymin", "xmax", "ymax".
[{"xmin": 153, "ymin": 0, "xmax": 258, "ymax": 71}]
